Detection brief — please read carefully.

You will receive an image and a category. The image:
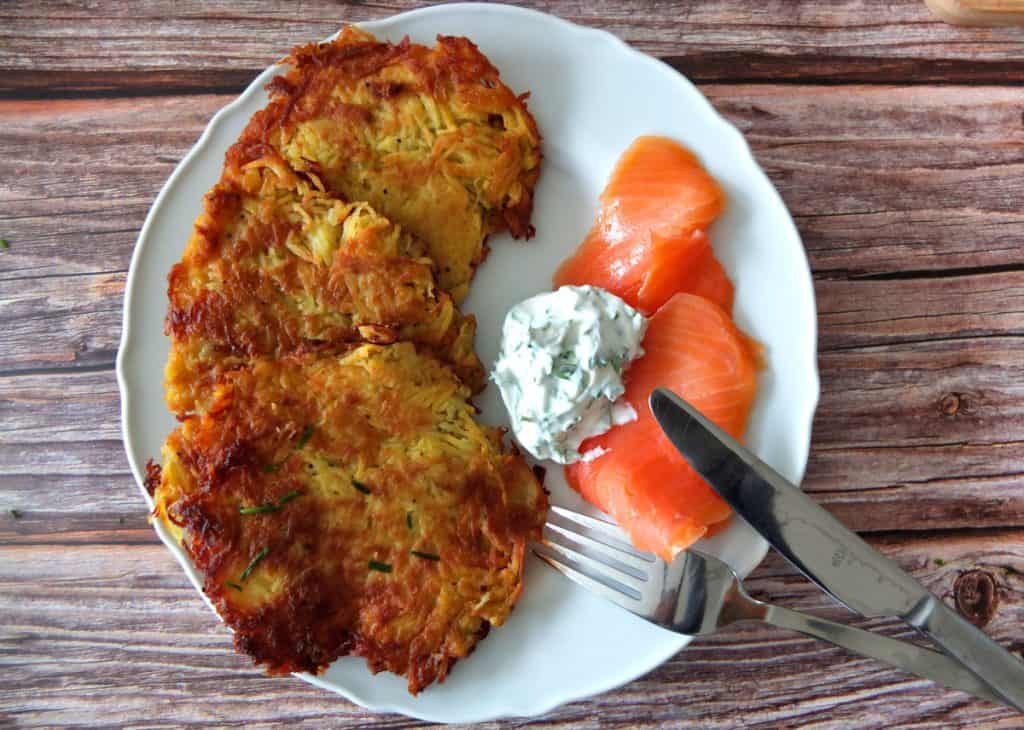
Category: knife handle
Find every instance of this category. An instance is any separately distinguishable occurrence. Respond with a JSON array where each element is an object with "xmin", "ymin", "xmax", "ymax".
[
  {"xmin": 763, "ymin": 604, "xmax": 1002, "ymax": 703},
  {"xmin": 906, "ymin": 594, "xmax": 1024, "ymax": 710}
]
